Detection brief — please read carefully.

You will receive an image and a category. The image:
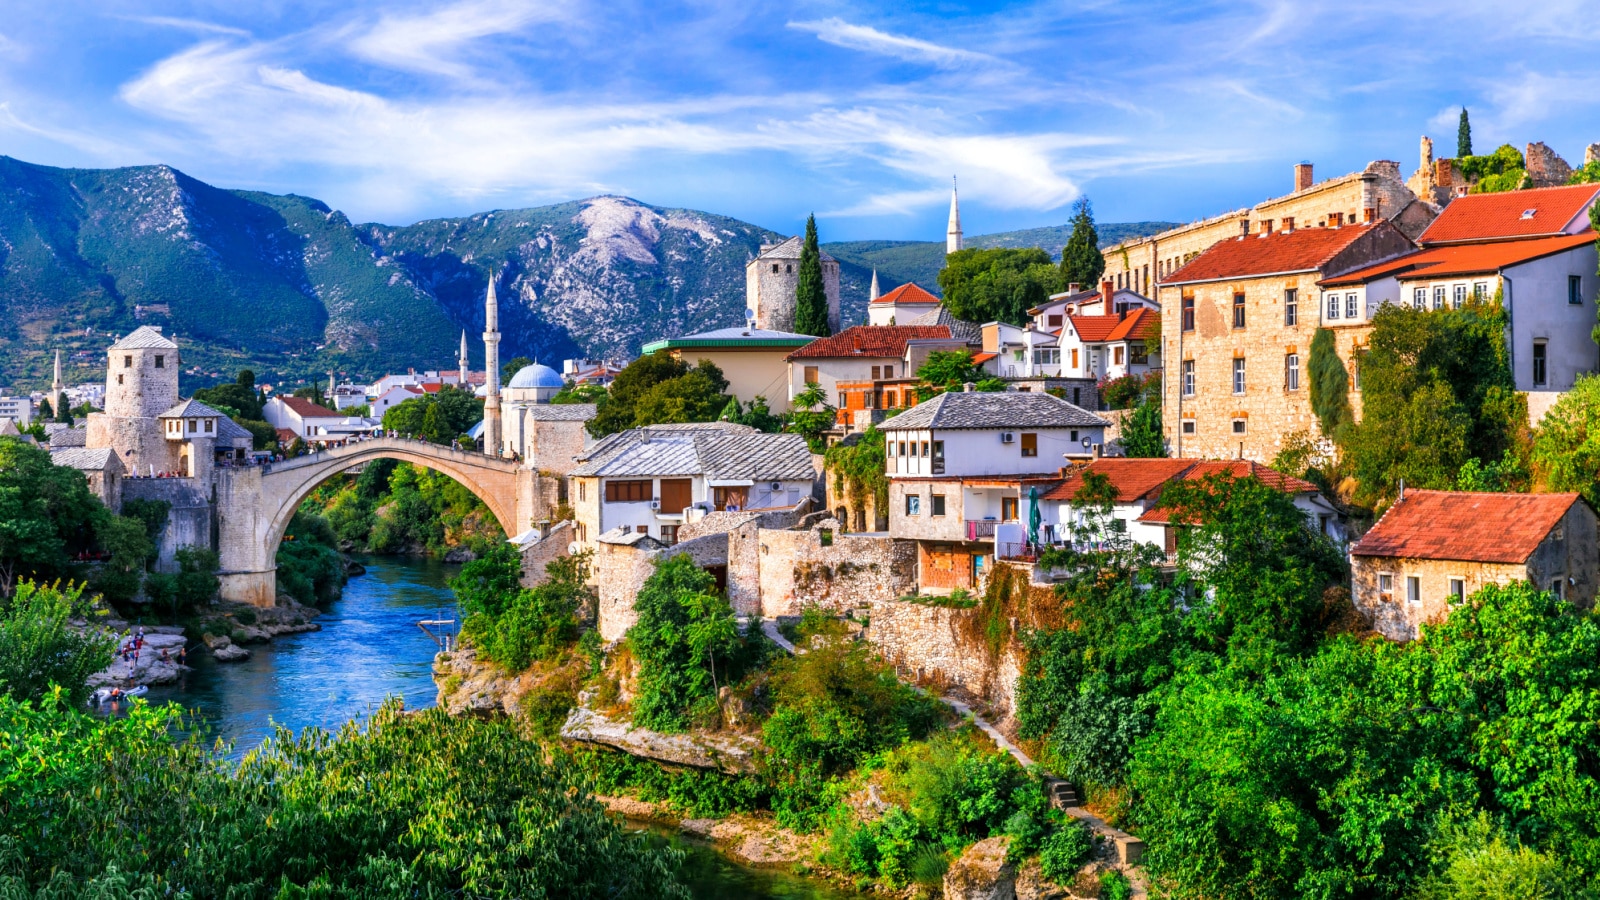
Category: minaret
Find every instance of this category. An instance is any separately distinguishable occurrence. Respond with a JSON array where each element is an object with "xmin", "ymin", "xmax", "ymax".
[
  {"xmin": 482, "ymin": 273, "xmax": 502, "ymax": 456},
  {"xmin": 869, "ymin": 269, "xmax": 880, "ymax": 302},
  {"xmin": 458, "ymin": 330, "xmax": 469, "ymax": 381},
  {"xmin": 51, "ymin": 349, "xmax": 63, "ymax": 417},
  {"xmin": 946, "ymin": 177, "xmax": 963, "ymax": 255}
]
